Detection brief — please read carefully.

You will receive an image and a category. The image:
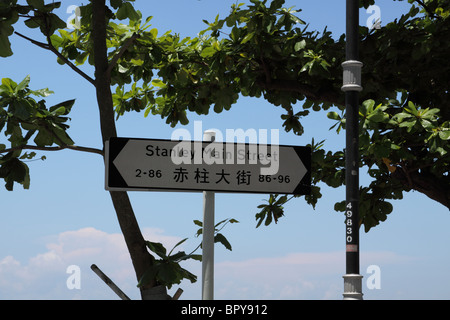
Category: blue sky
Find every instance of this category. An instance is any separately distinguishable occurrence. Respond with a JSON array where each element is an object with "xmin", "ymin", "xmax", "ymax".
[{"xmin": 1, "ymin": 0, "xmax": 449, "ymax": 300}]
